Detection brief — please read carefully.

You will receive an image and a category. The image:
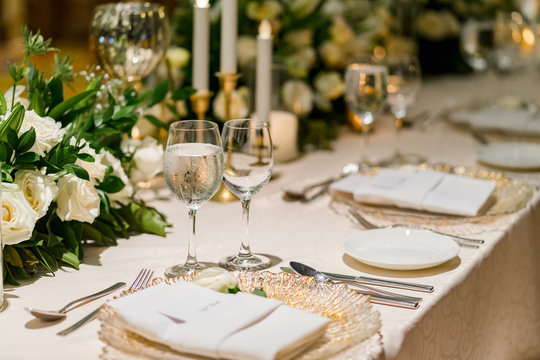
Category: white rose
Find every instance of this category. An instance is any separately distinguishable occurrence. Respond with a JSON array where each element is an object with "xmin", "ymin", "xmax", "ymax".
[
  {"xmin": 236, "ymin": 36, "xmax": 257, "ymax": 67},
  {"xmin": 282, "ymin": 80, "xmax": 313, "ymax": 117},
  {"xmin": 3, "ymin": 85, "xmax": 30, "ymax": 111},
  {"xmin": 213, "ymin": 88, "xmax": 249, "ymax": 121},
  {"xmin": 192, "ymin": 267, "xmax": 238, "ymax": 293},
  {"xmin": 99, "ymin": 149, "xmax": 134, "ymax": 207},
  {"xmin": 1, "ymin": 183, "xmax": 39, "ymax": 245},
  {"xmin": 14, "ymin": 170, "xmax": 58, "ymax": 219},
  {"xmin": 321, "ymin": 0, "xmax": 345, "ymax": 18},
  {"xmin": 246, "ymin": 1, "xmax": 282, "ymax": 21},
  {"xmin": 73, "ymin": 139, "xmax": 108, "ymax": 182},
  {"xmin": 284, "ymin": 29, "xmax": 313, "ymax": 48},
  {"xmin": 166, "ymin": 46, "xmax": 191, "ymax": 69},
  {"xmin": 289, "ymin": 0, "xmax": 321, "ymax": 18},
  {"xmin": 19, "ymin": 110, "xmax": 65, "ymax": 157},
  {"xmin": 314, "ymin": 71, "xmax": 345, "ymax": 101},
  {"xmin": 56, "ymin": 174, "xmax": 100, "ymax": 223},
  {"xmin": 131, "ymin": 136, "xmax": 164, "ymax": 182},
  {"xmin": 286, "ymin": 47, "xmax": 317, "ymax": 76},
  {"xmin": 330, "ymin": 17, "xmax": 354, "ymax": 45},
  {"xmin": 319, "ymin": 41, "xmax": 348, "ymax": 68}
]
